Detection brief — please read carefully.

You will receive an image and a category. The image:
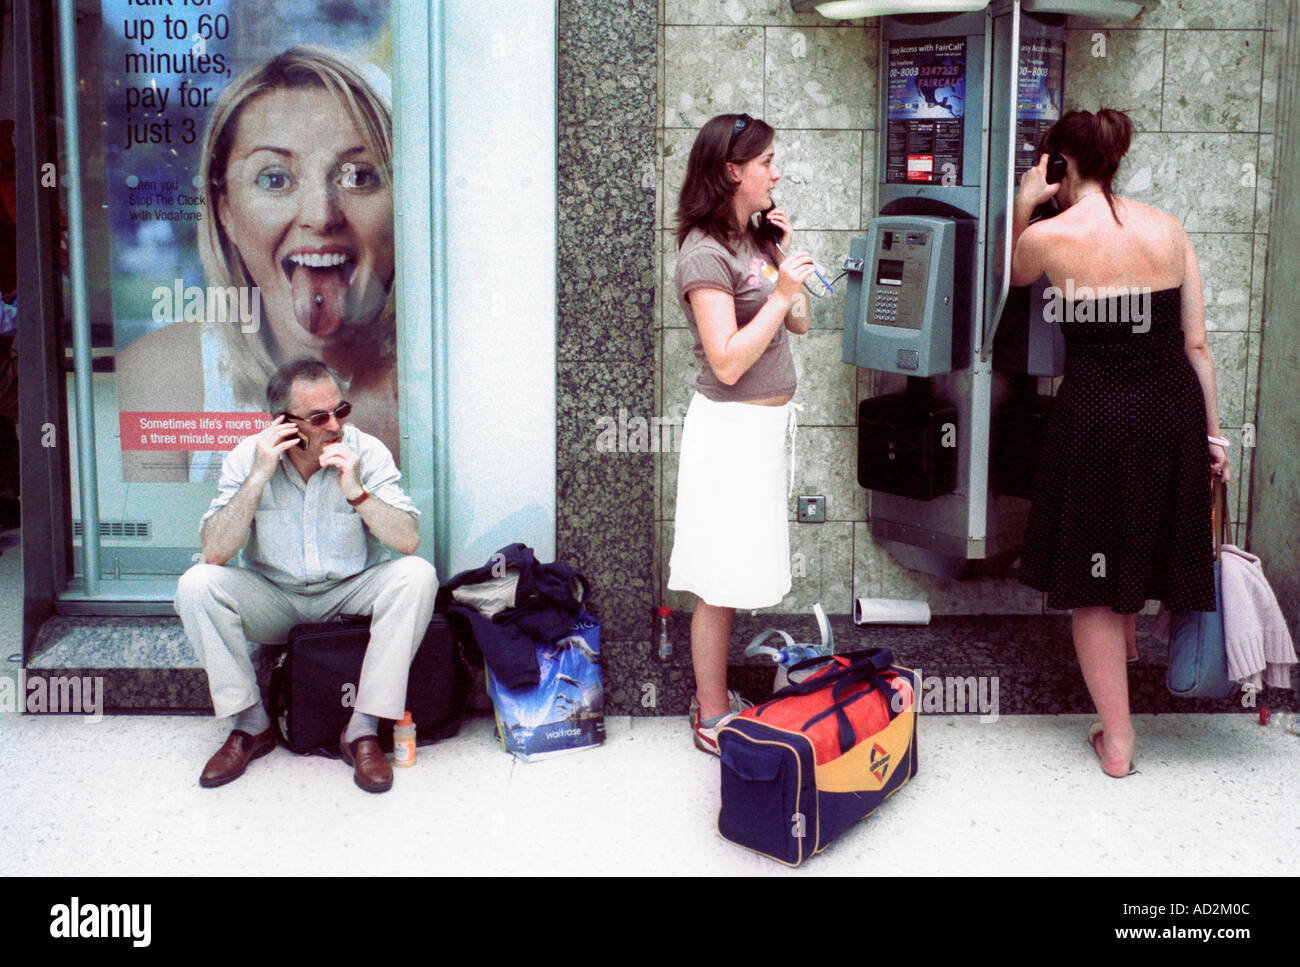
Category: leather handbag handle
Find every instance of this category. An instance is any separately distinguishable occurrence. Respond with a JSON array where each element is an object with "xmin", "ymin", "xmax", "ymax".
[{"xmin": 1212, "ymin": 478, "xmax": 1231, "ymax": 558}]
